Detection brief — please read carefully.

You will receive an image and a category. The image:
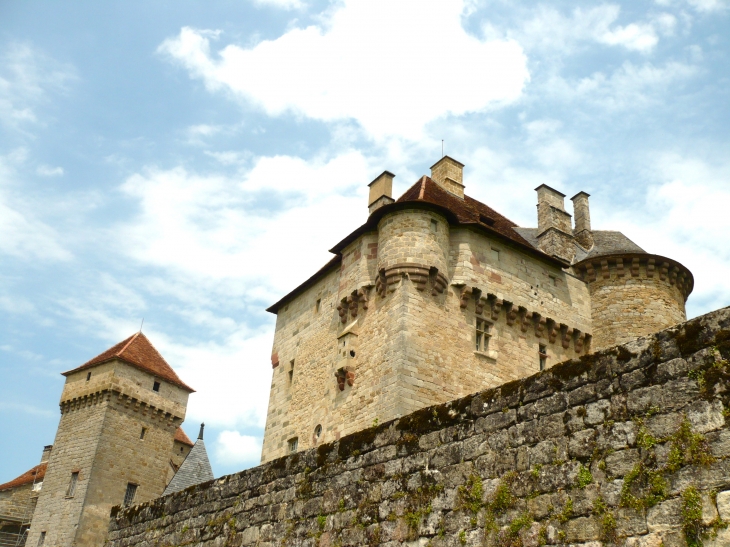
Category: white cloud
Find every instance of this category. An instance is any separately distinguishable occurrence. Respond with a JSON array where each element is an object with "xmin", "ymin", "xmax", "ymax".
[
  {"xmin": 0, "ymin": 43, "xmax": 75, "ymax": 131},
  {"xmin": 251, "ymin": 0, "xmax": 303, "ymax": 9},
  {"xmin": 36, "ymin": 165, "xmax": 64, "ymax": 177},
  {"xmin": 215, "ymin": 430, "xmax": 262, "ymax": 466},
  {"xmin": 158, "ymin": 0, "xmax": 529, "ymax": 140},
  {"xmin": 655, "ymin": 0, "xmax": 727, "ymax": 13},
  {"xmin": 204, "ymin": 150, "xmax": 248, "ymax": 165},
  {"xmin": 0, "ymin": 150, "xmax": 71, "ymax": 261}
]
